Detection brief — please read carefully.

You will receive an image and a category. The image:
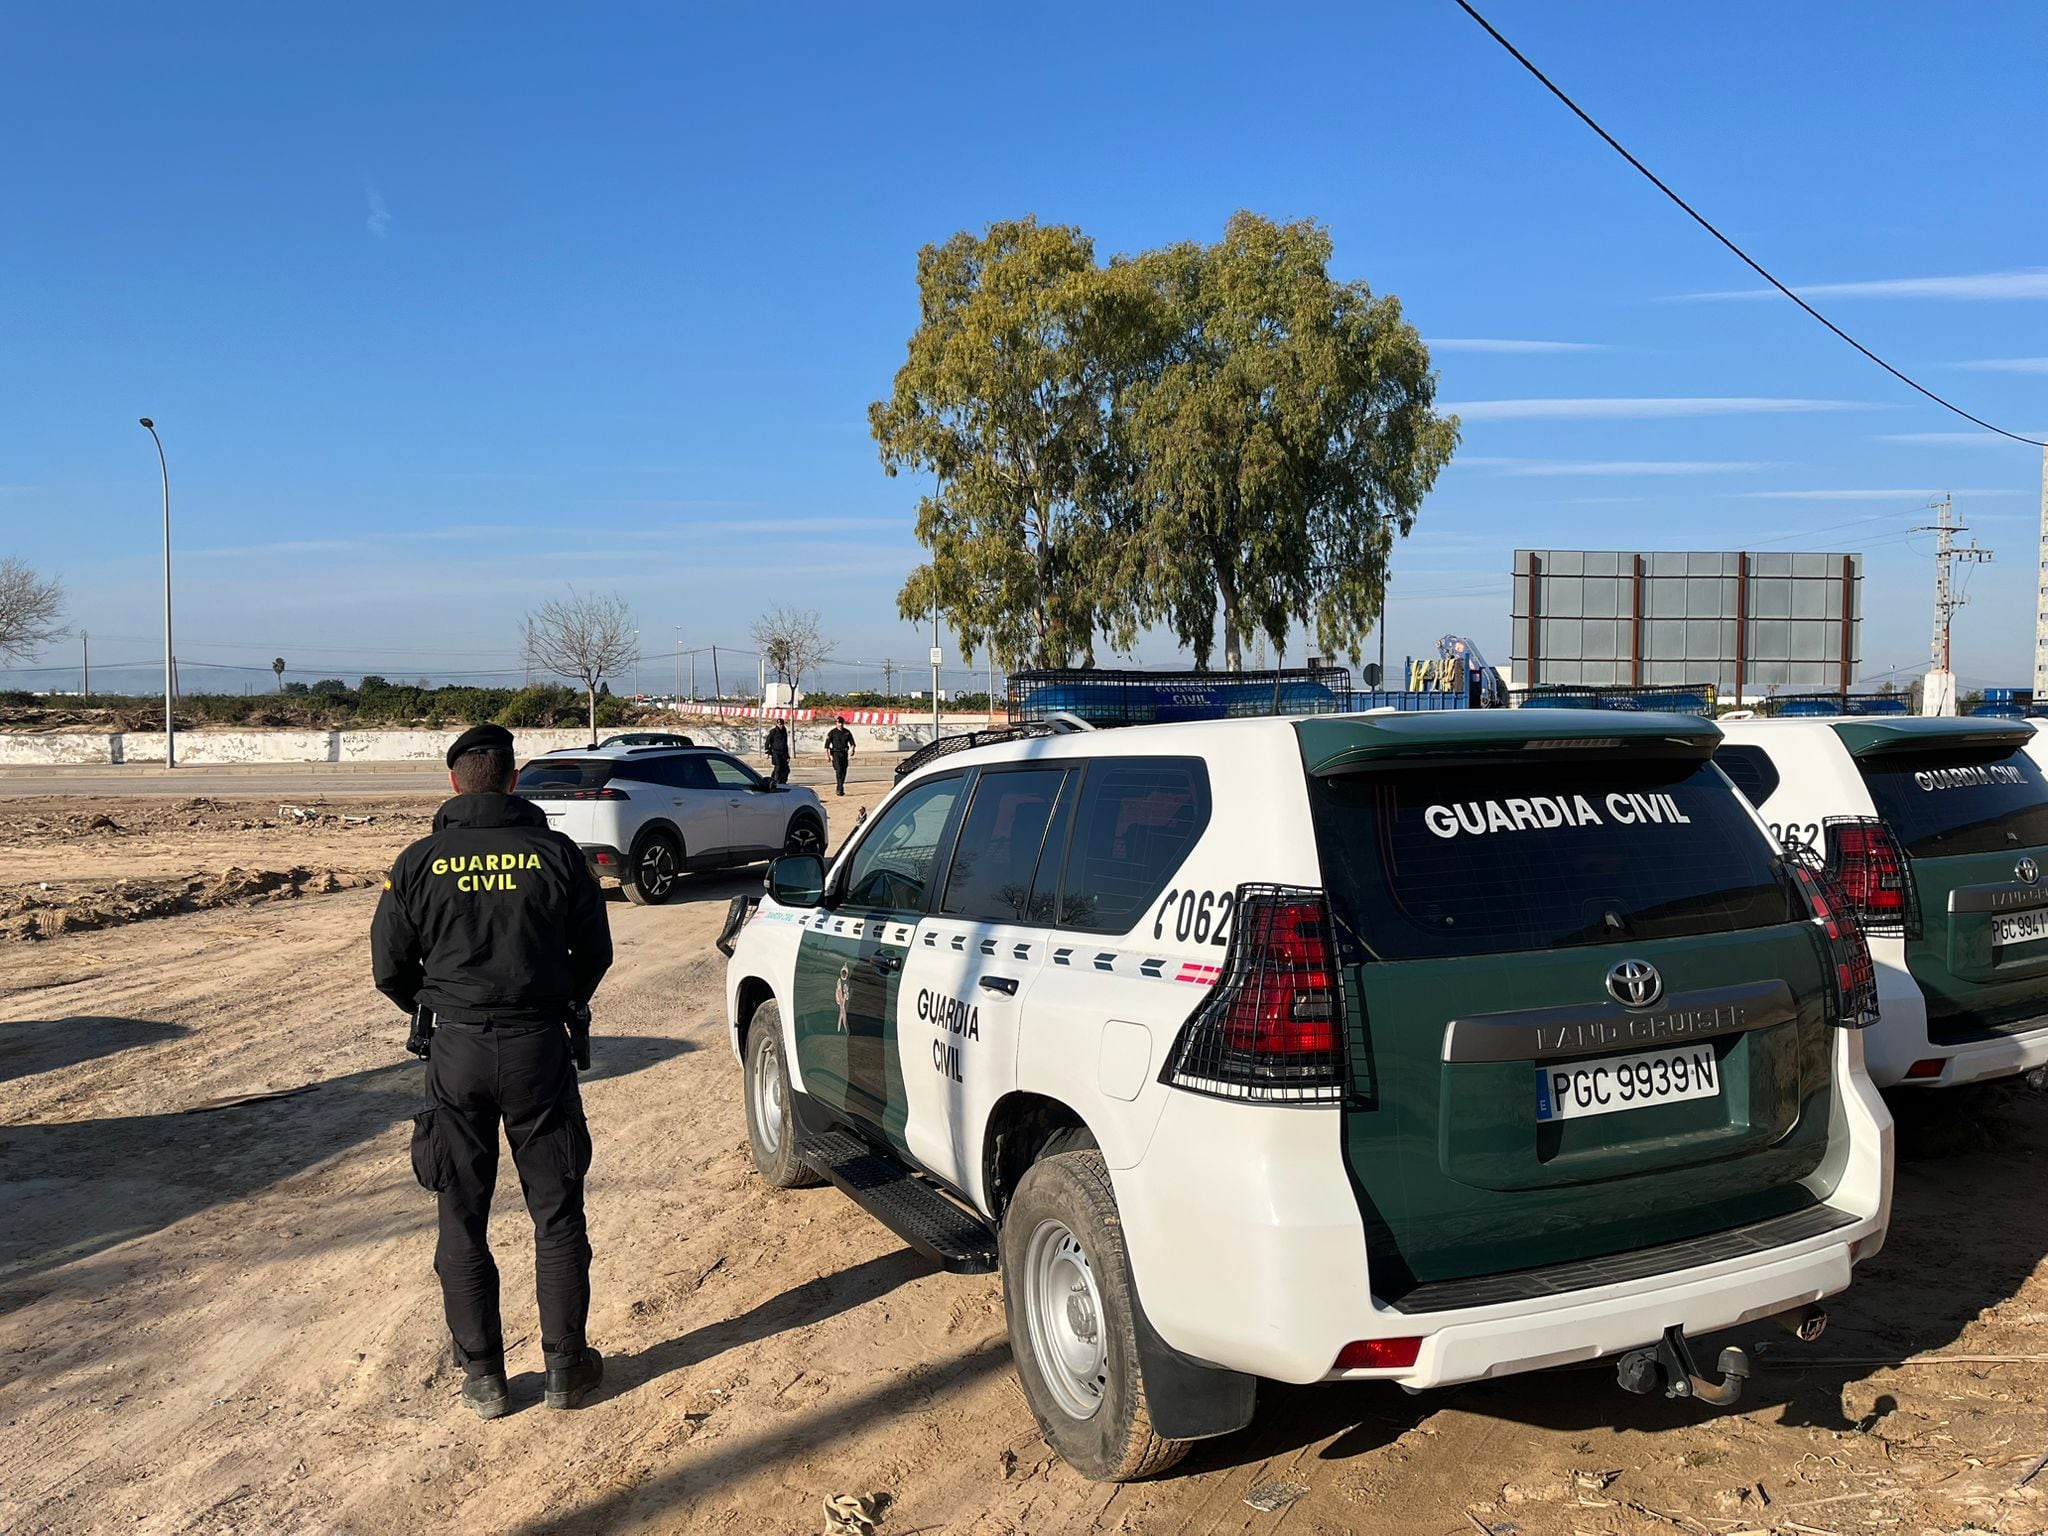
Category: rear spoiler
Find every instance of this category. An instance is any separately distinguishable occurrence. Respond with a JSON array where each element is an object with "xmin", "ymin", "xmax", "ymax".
[
  {"xmin": 1832, "ymin": 719, "xmax": 2035, "ymax": 759},
  {"xmin": 1297, "ymin": 710, "xmax": 1722, "ymax": 778}
]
